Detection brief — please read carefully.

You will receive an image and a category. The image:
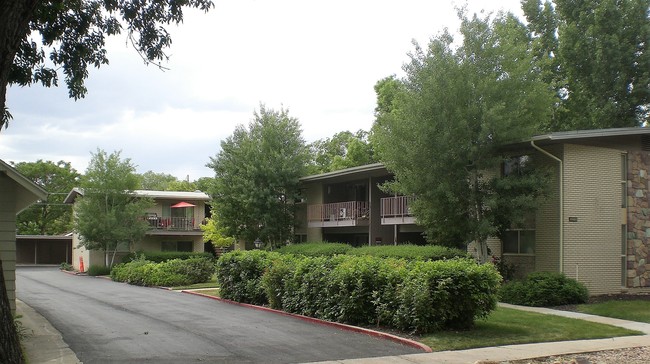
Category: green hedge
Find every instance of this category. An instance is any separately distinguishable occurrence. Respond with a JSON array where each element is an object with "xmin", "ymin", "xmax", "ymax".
[
  {"xmin": 275, "ymin": 242, "xmax": 353, "ymax": 256},
  {"xmin": 275, "ymin": 242, "xmax": 467, "ymax": 261},
  {"xmin": 499, "ymin": 272, "xmax": 589, "ymax": 307},
  {"xmin": 348, "ymin": 244, "xmax": 469, "ymax": 261},
  {"xmin": 217, "ymin": 251, "xmax": 501, "ymax": 333},
  {"xmin": 87, "ymin": 265, "xmax": 112, "ymax": 276},
  {"xmin": 121, "ymin": 251, "xmax": 214, "ymax": 263},
  {"xmin": 111, "ymin": 257, "xmax": 215, "ymax": 287}
]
